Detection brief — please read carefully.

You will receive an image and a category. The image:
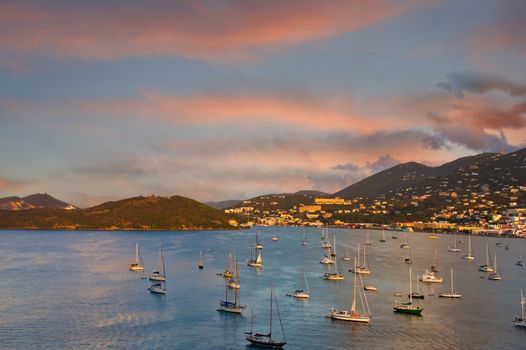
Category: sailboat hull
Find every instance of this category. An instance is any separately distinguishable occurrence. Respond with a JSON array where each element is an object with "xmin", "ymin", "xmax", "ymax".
[
  {"xmin": 439, "ymin": 292, "xmax": 462, "ymax": 298},
  {"xmin": 393, "ymin": 306, "xmax": 423, "ymax": 315},
  {"xmin": 217, "ymin": 302, "xmax": 244, "ymax": 314},
  {"xmin": 329, "ymin": 311, "xmax": 370, "ymax": 323},
  {"xmin": 129, "ymin": 264, "xmax": 144, "ymax": 271},
  {"xmin": 148, "ymin": 286, "xmax": 166, "ymax": 294},
  {"xmin": 246, "ymin": 335, "xmax": 286, "ymax": 348}
]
